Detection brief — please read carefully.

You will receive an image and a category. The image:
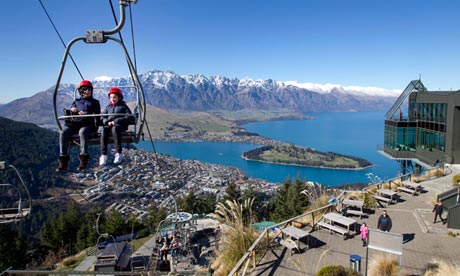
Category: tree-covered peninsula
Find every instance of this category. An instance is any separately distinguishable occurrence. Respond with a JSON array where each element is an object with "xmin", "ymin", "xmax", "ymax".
[{"xmin": 243, "ymin": 144, "xmax": 372, "ymax": 170}]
